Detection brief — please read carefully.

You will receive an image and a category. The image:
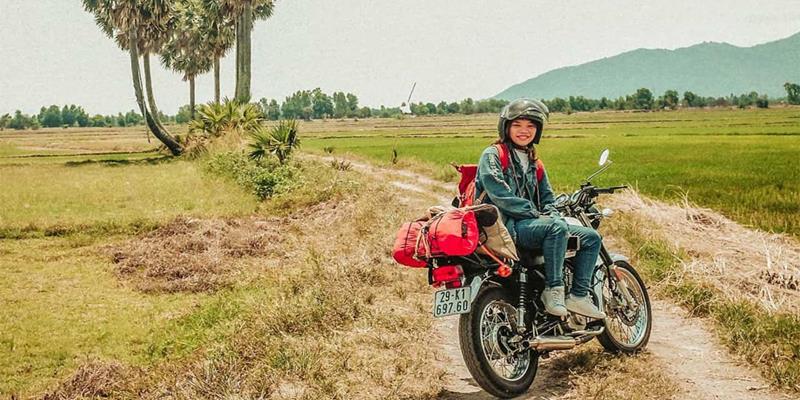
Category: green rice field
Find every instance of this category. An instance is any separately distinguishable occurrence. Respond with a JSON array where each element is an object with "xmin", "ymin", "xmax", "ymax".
[{"xmin": 301, "ymin": 107, "xmax": 800, "ymax": 237}]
